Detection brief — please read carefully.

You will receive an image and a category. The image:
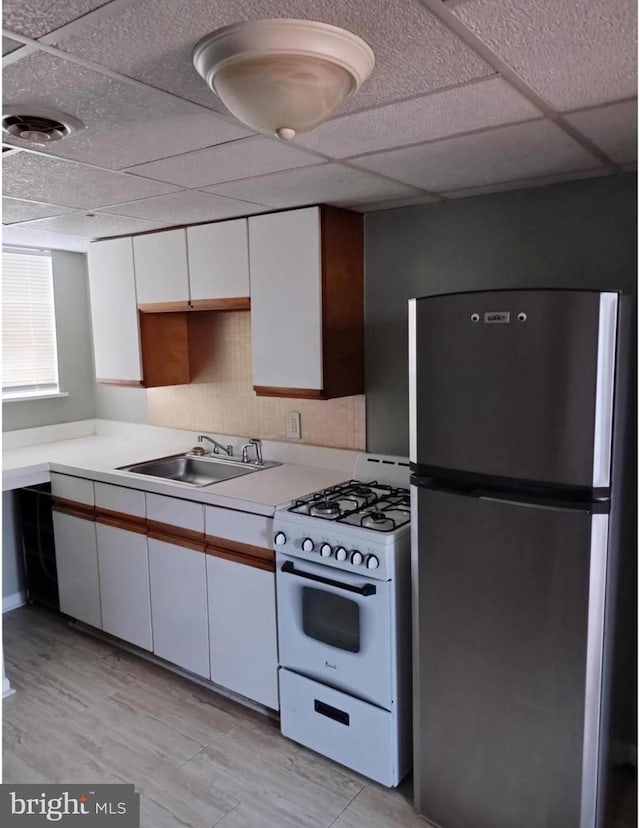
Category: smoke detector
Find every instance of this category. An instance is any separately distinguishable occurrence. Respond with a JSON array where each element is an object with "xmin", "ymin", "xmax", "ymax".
[{"xmin": 2, "ymin": 107, "xmax": 84, "ymax": 145}]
